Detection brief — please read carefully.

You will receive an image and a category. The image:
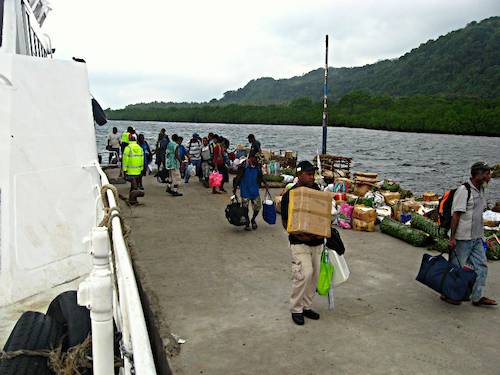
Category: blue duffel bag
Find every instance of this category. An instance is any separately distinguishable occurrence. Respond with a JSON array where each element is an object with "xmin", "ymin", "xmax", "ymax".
[{"xmin": 416, "ymin": 253, "xmax": 476, "ymax": 302}]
